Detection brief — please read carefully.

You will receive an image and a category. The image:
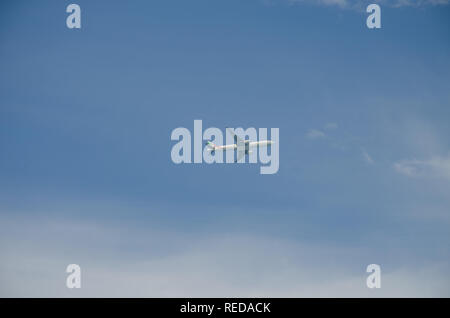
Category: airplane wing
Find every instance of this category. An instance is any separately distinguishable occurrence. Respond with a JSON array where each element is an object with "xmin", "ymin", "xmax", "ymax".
[
  {"xmin": 226, "ymin": 128, "xmax": 244, "ymax": 146},
  {"xmin": 227, "ymin": 128, "xmax": 246, "ymax": 163},
  {"xmin": 236, "ymin": 149, "xmax": 245, "ymax": 162}
]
